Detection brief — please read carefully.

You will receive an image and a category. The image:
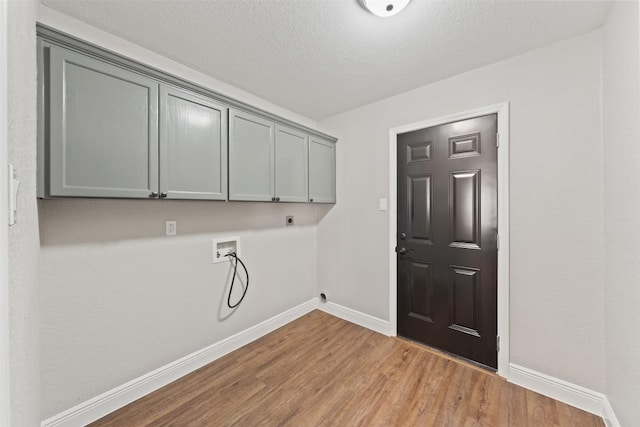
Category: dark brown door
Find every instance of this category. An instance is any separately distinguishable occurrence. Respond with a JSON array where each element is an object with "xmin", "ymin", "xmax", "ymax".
[{"xmin": 397, "ymin": 114, "xmax": 498, "ymax": 369}]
